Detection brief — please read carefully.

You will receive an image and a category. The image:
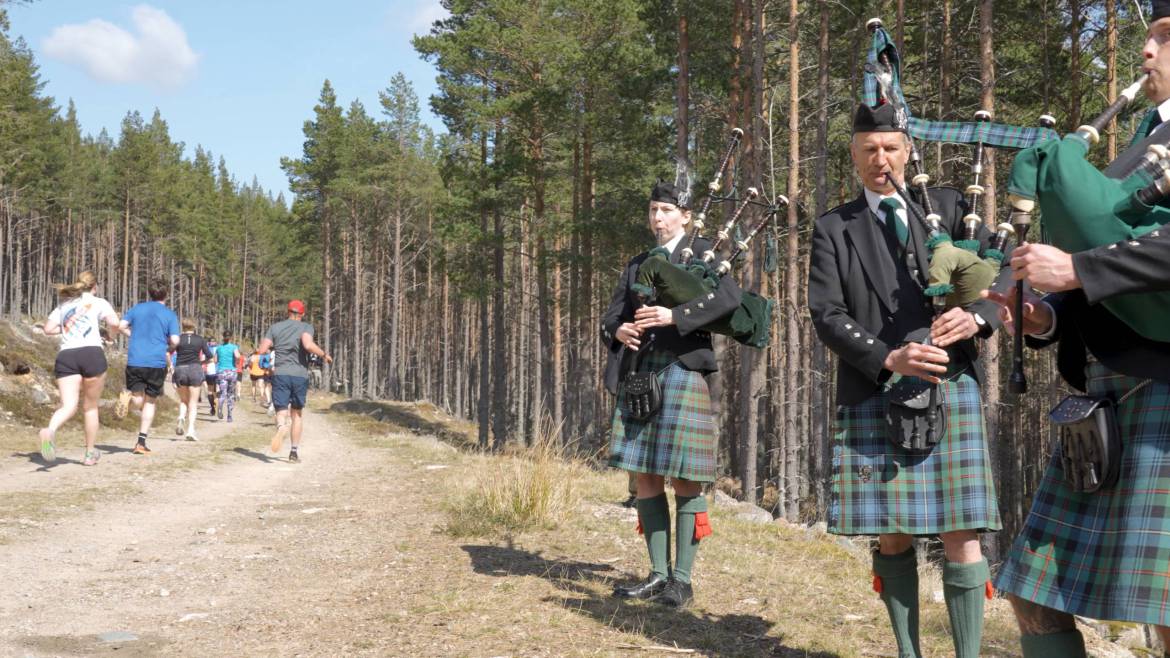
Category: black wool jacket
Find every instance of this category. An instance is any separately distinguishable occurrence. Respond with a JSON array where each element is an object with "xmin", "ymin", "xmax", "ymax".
[
  {"xmin": 1027, "ymin": 225, "xmax": 1170, "ymax": 389},
  {"xmin": 600, "ymin": 236, "xmax": 743, "ymax": 396},
  {"xmin": 808, "ymin": 186, "xmax": 1013, "ymax": 406}
]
